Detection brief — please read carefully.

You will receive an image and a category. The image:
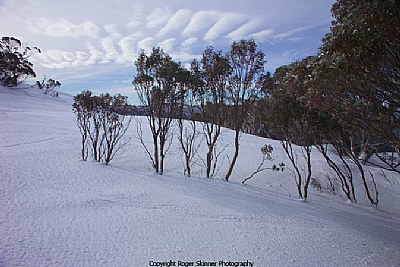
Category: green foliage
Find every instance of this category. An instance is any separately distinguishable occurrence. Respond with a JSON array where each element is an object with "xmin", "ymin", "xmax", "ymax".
[
  {"xmin": 268, "ymin": 56, "xmax": 336, "ymax": 146},
  {"xmin": 133, "ymin": 47, "xmax": 189, "ymax": 117},
  {"xmin": 318, "ymin": 0, "xmax": 400, "ymax": 150}
]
